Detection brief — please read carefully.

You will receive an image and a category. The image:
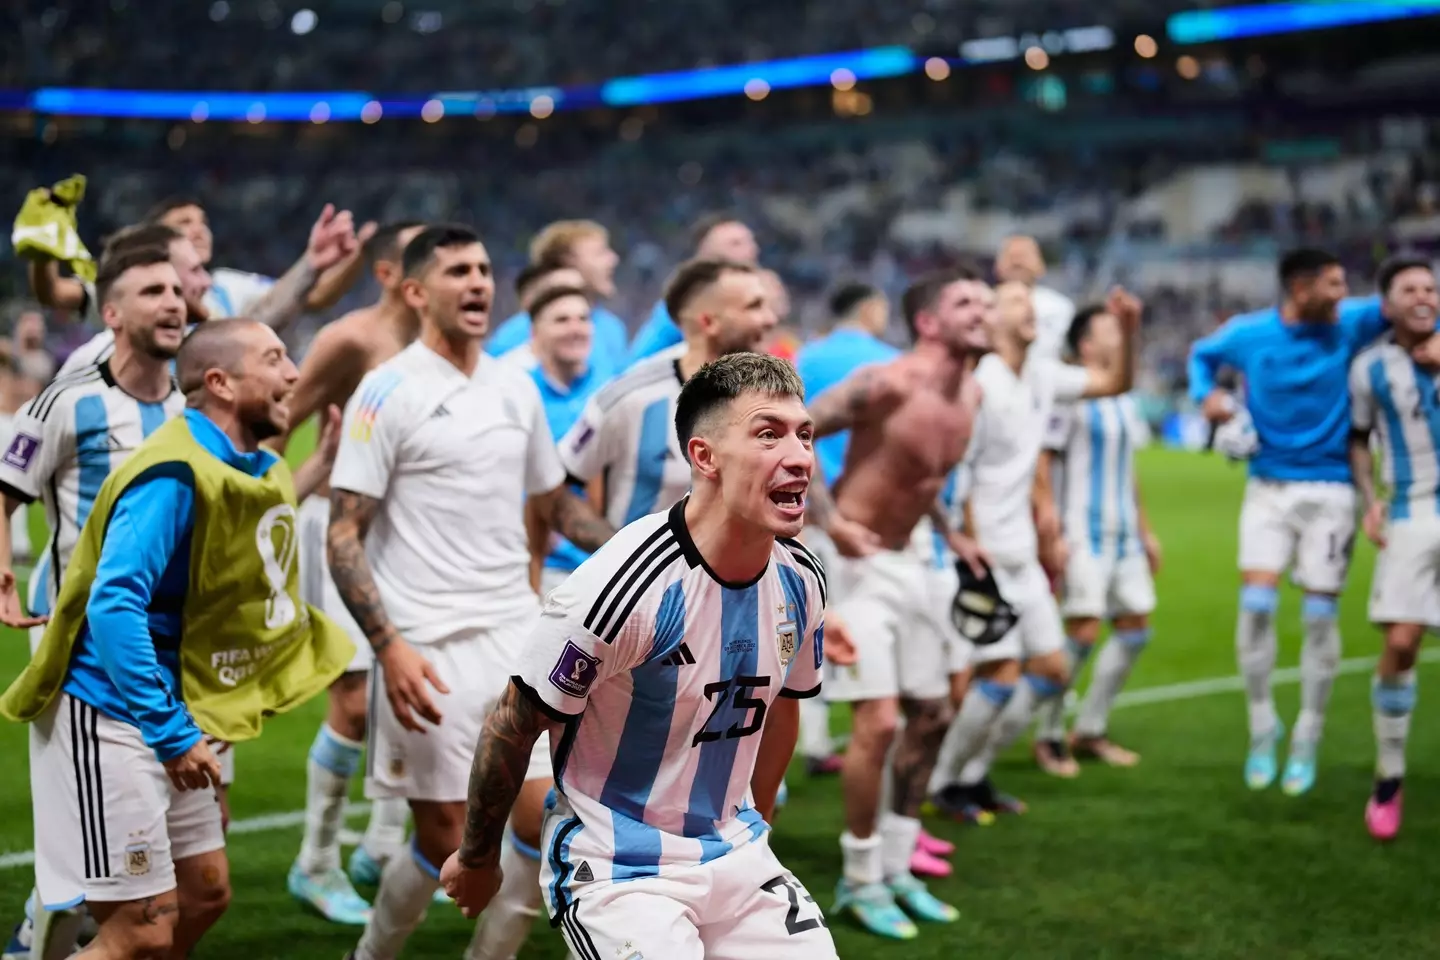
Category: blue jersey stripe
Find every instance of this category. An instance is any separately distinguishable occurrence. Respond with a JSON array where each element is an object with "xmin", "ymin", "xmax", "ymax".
[
  {"xmin": 138, "ymin": 400, "xmax": 168, "ymax": 438},
  {"xmin": 1371, "ymin": 358, "xmax": 1413, "ymax": 521},
  {"xmin": 1086, "ymin": 402, "xmax": 1105, "ymax": 556},
  {"xmin": 30, "ymin": 552, "xmax": 51, "ymax": 616},
  {"xmin": 1412, "ymin": 361, "xmax": 1440, "ymax": 515},
  {"xmin": 73, "ymin": 396, "xmax": 111, "ymax": 530},
  {"xmin": 211, "ymin": 283, "xmax": 234, "ymax": 318},
  {"xmin": 1115, "ymin": 399, "xmax": 1131, "ymax": 558},
  {"xmin": 684, "ymin": 584, "xmax": 760, "ymax": 834},
  {"xmin": 623, "ymin": 398, "xmax": 671, "ymax": 525},
  {"xmin": 600, "ymin": 580, "xmax": 685, "ymax": 881}
]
